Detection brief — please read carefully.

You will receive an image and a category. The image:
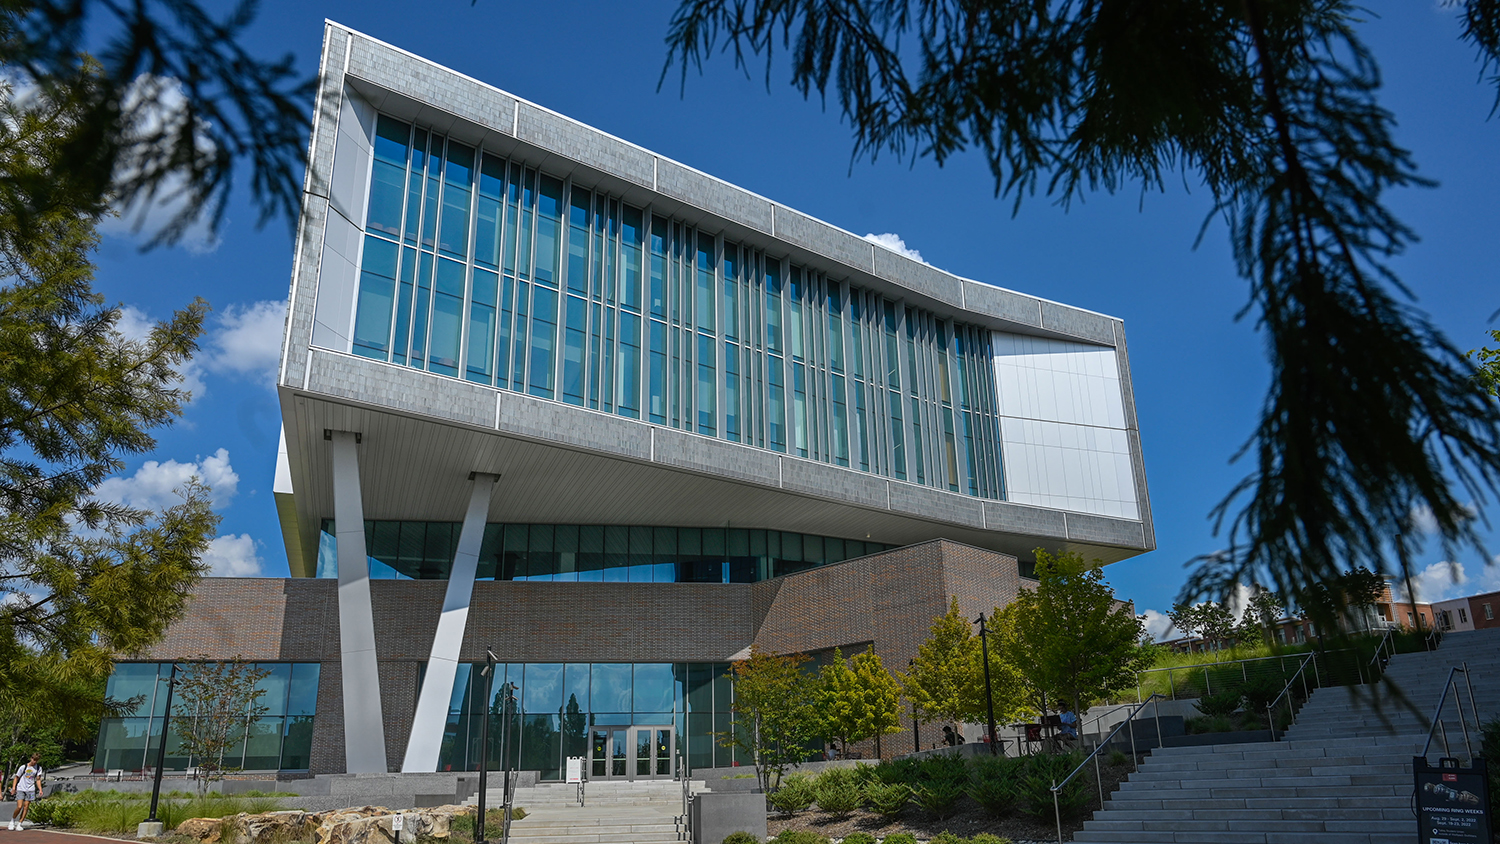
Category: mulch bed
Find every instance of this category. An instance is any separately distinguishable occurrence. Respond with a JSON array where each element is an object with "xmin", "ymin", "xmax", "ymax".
[{"xmin": 767, "ymin": 757, "xmax": 1137, "ymax": 843}]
